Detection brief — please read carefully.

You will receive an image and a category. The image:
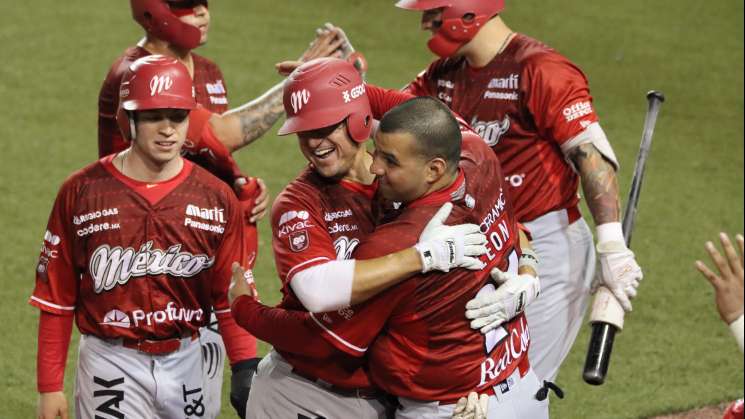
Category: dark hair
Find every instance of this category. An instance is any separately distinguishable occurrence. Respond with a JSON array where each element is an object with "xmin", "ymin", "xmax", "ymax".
[{"xmin": 379, "ymin": 97, "xmax": 461, "ymax": 173}]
